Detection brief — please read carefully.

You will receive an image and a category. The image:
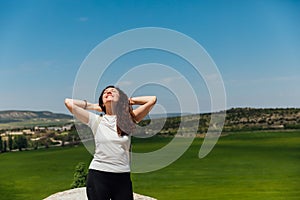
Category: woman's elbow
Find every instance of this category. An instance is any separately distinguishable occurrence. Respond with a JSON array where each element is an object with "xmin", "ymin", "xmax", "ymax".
[
  {"xmin": 64, "ymin": 98, "xmax": 73, "ymax": 112},
  {"xmin": 64, "ymin": 98, "xmax": 70, "ymax": 106},
  {"xmin": 152, "ymin": 96, "xmax": 157, "ymax": 105}
]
